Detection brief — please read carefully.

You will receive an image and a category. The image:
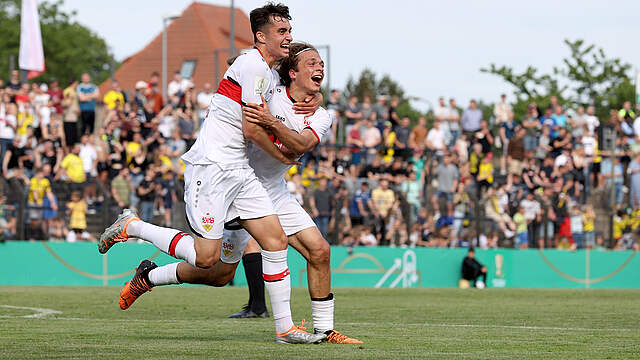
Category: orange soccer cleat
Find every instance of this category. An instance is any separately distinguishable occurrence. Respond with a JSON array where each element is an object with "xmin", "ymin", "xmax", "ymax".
[
  {"xmin": 323, "ymin": 330, "xmax": 363, "ymax": 344},
  {"xmin": 119, "ymin": 260, "xmax": 157, "ymax": 310}
]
